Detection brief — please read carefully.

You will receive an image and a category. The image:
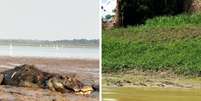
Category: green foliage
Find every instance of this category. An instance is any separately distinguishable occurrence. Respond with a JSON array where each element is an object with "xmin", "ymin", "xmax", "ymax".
[
  {"xmin": 120, "ymin": 0, "xmax": 189, "ymax": 25},
  {"xmin": 145, "ymin": 14, "xmax": 201, "ymax": 27},
  {"xmin": 103, "ymin": 14, "xmax": 201, "ymax": 76}
]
